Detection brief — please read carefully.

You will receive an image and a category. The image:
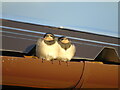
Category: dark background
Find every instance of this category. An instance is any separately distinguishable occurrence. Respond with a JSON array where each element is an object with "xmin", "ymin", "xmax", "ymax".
[{"xmin": 1, "ymin": 19, "xmax": 120, "ymax": 59}]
